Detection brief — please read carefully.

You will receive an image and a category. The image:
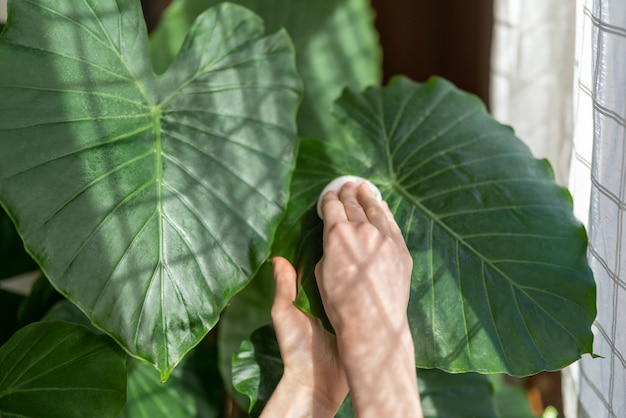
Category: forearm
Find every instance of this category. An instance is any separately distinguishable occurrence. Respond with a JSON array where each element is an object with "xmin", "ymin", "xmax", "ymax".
[
  {"xmin": 337, "ymin": 321, "xmax": 423, "ymax": 418},
  {"xmin": 261, "ymin": 374, "xmax": 341, "ymax": 418}
]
